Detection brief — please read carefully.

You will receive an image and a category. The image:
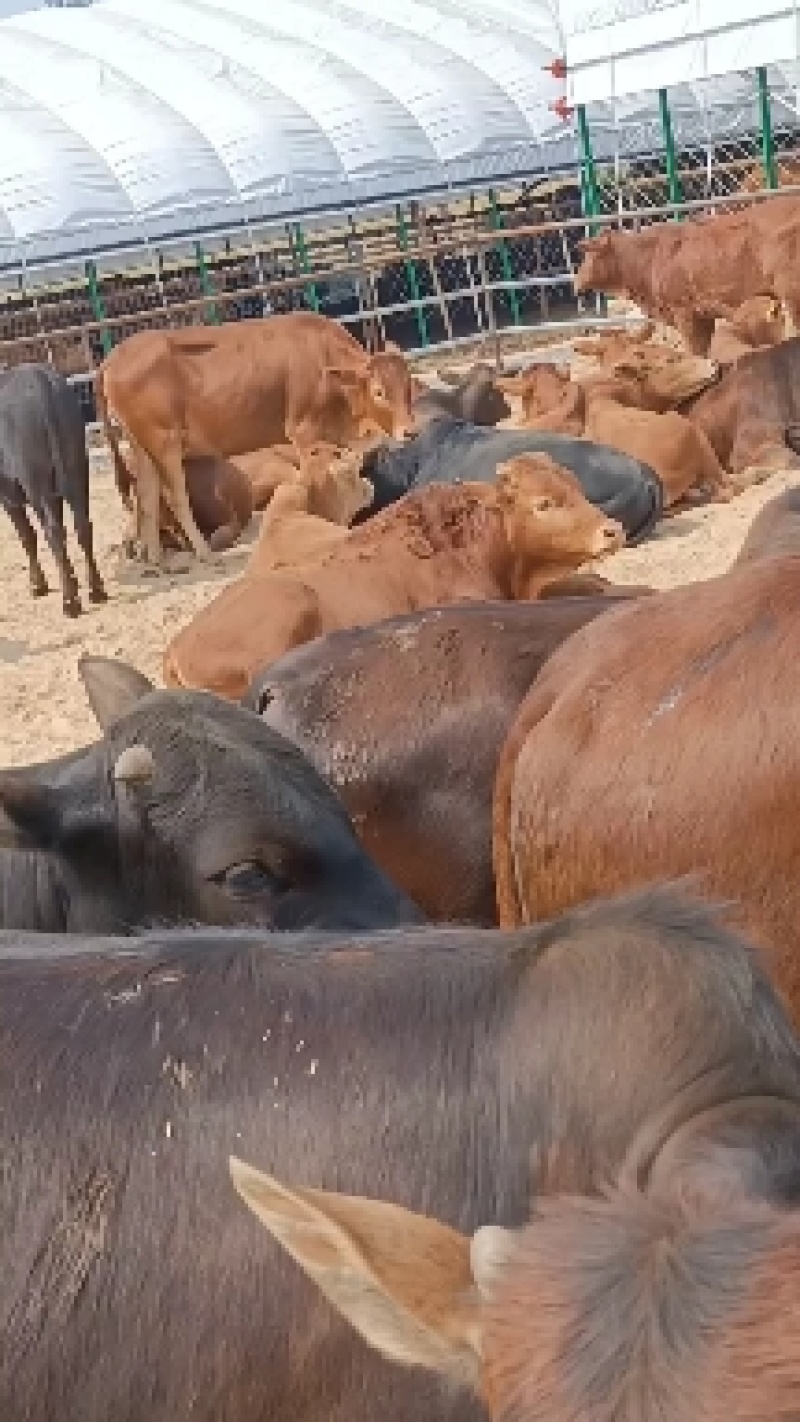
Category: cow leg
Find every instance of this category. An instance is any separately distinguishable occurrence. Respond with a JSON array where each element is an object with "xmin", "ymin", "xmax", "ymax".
[
  {"xmin": 37, "ymin": 498, "xmax": 82, "ymax": 617},
  {"xmin": 71, "ymin": 510, "xmax": 108, "ymax": 603},
  {"xmin": 4, "ymin": 504, "xmax": 49, "ymax": 598},
  {"xmin": 158, "ymin": 440, "xmax": 211, "ymax": 561}
]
